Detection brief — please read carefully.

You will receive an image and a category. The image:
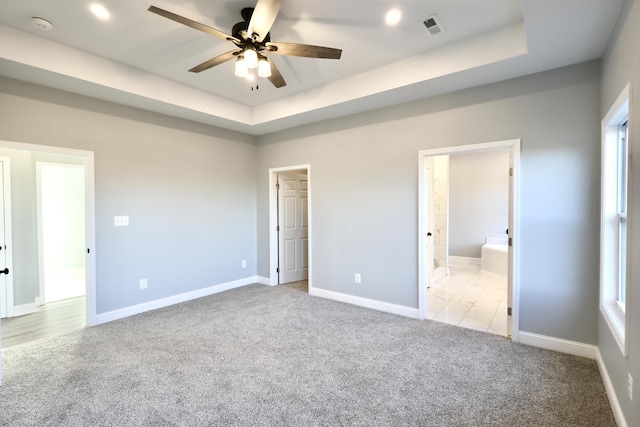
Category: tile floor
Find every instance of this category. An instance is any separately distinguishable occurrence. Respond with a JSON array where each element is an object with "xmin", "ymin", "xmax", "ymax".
[{"xmin": 427, "ymin": 263, "xmax": 509, "ymax": 336}]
